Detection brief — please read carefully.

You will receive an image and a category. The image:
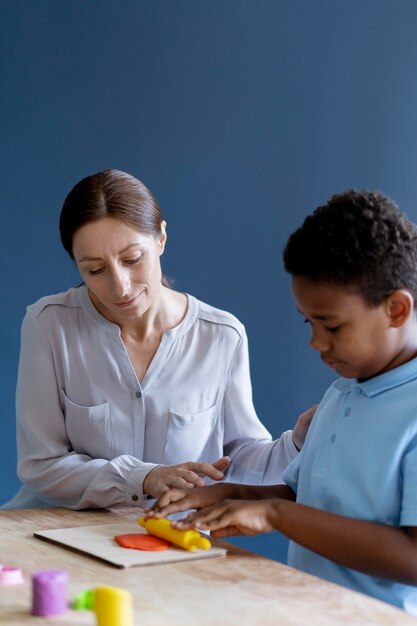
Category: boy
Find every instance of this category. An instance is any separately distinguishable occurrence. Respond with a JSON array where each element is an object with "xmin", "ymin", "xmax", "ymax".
[{"xmin": 147, "ymin": 190, "xmax": 417, "ymax": 614}]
